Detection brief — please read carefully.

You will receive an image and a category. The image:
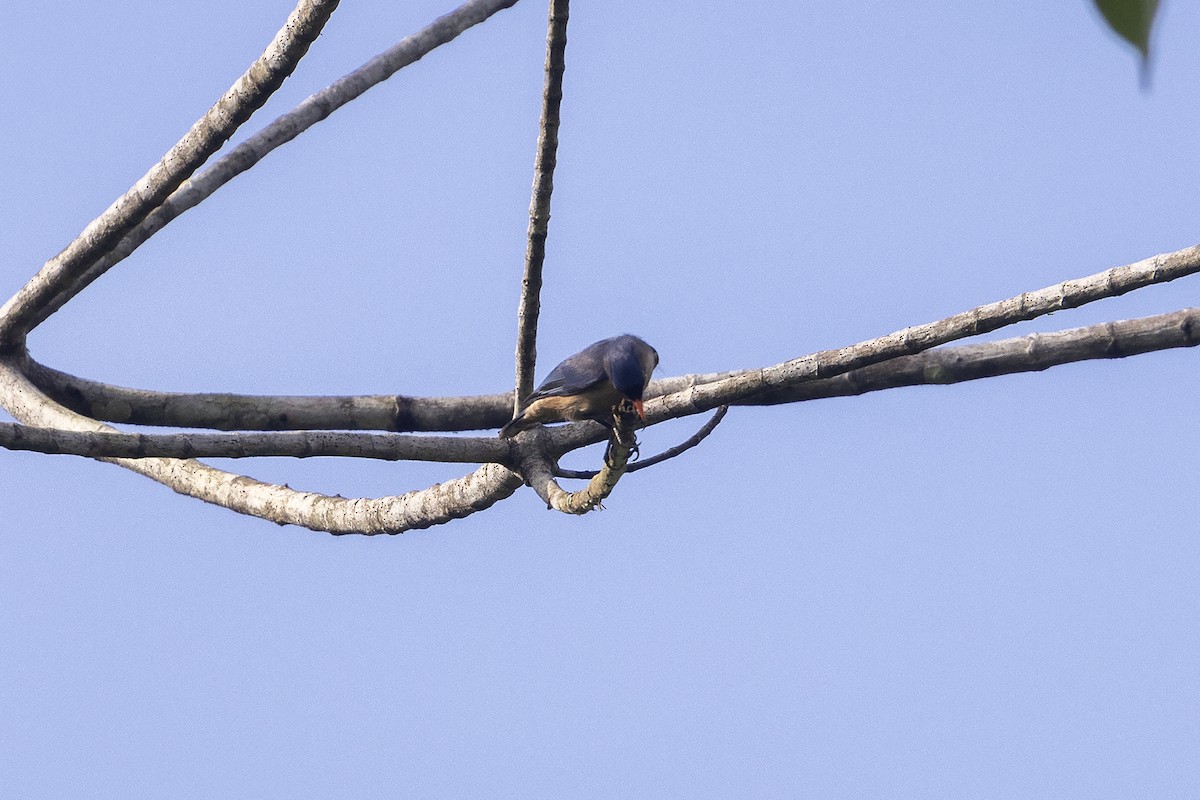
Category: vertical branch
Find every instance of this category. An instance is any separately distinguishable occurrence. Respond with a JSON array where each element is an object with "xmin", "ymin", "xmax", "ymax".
[
  {"xmin": 513, "ymin": 0, "xmax": 570, "ymax": 411},
  {"xmin": 0, "ymin": 0, "xmax": 340, "ymax": 350}
]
